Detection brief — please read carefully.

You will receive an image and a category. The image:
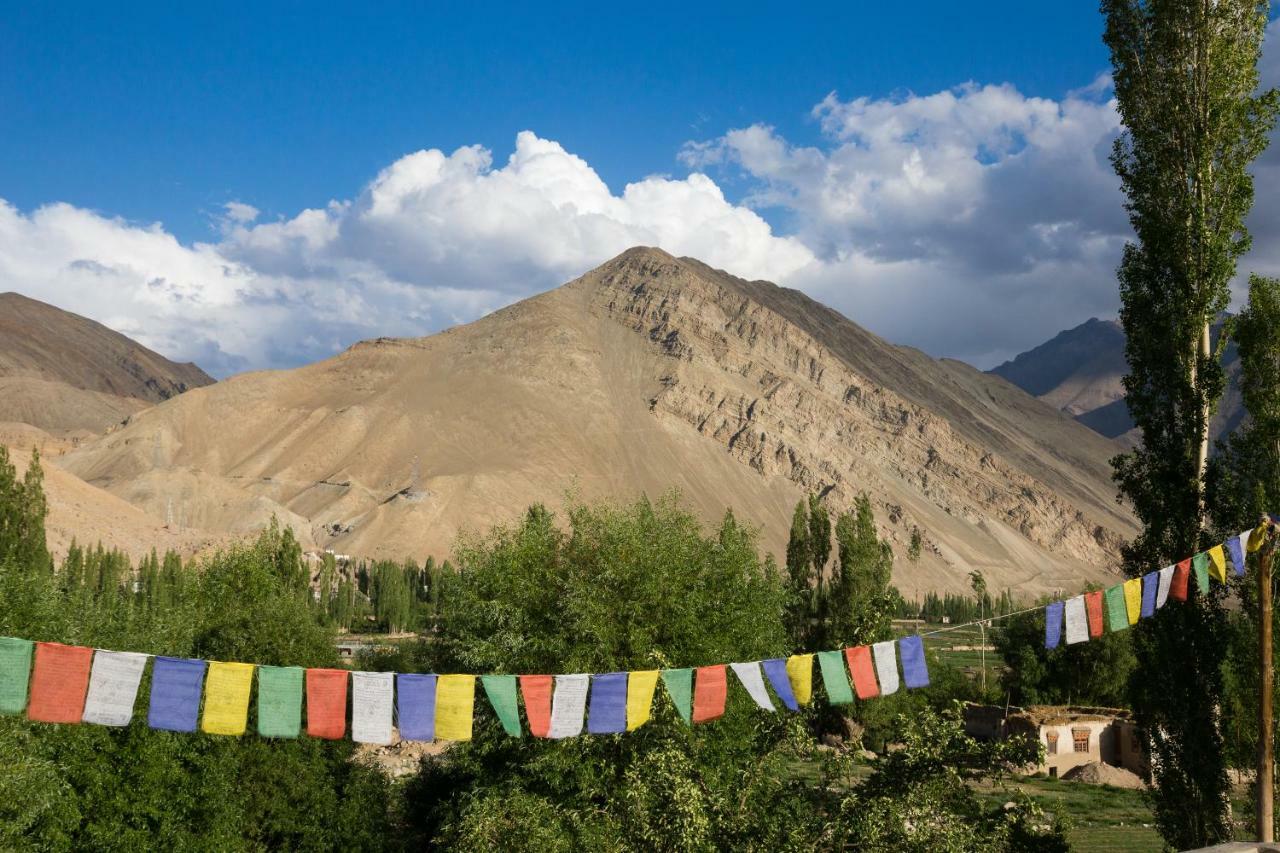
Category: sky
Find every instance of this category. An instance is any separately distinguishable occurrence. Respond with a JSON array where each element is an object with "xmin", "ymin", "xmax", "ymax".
[{"xmin": 1, "ymin": 3, "xmax": 1278, "ymax": 378}]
